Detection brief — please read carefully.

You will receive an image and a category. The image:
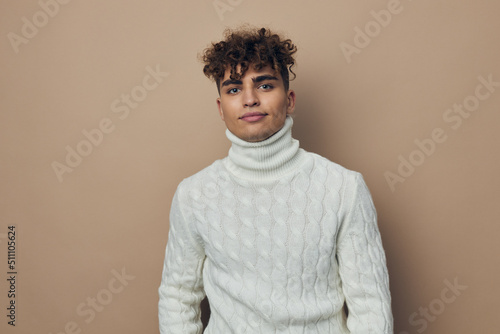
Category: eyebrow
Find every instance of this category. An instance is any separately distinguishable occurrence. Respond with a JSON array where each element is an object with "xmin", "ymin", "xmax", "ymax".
[{"xmin": 220, "ymin": 75, "xmax": 279, "ymax": 88}]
